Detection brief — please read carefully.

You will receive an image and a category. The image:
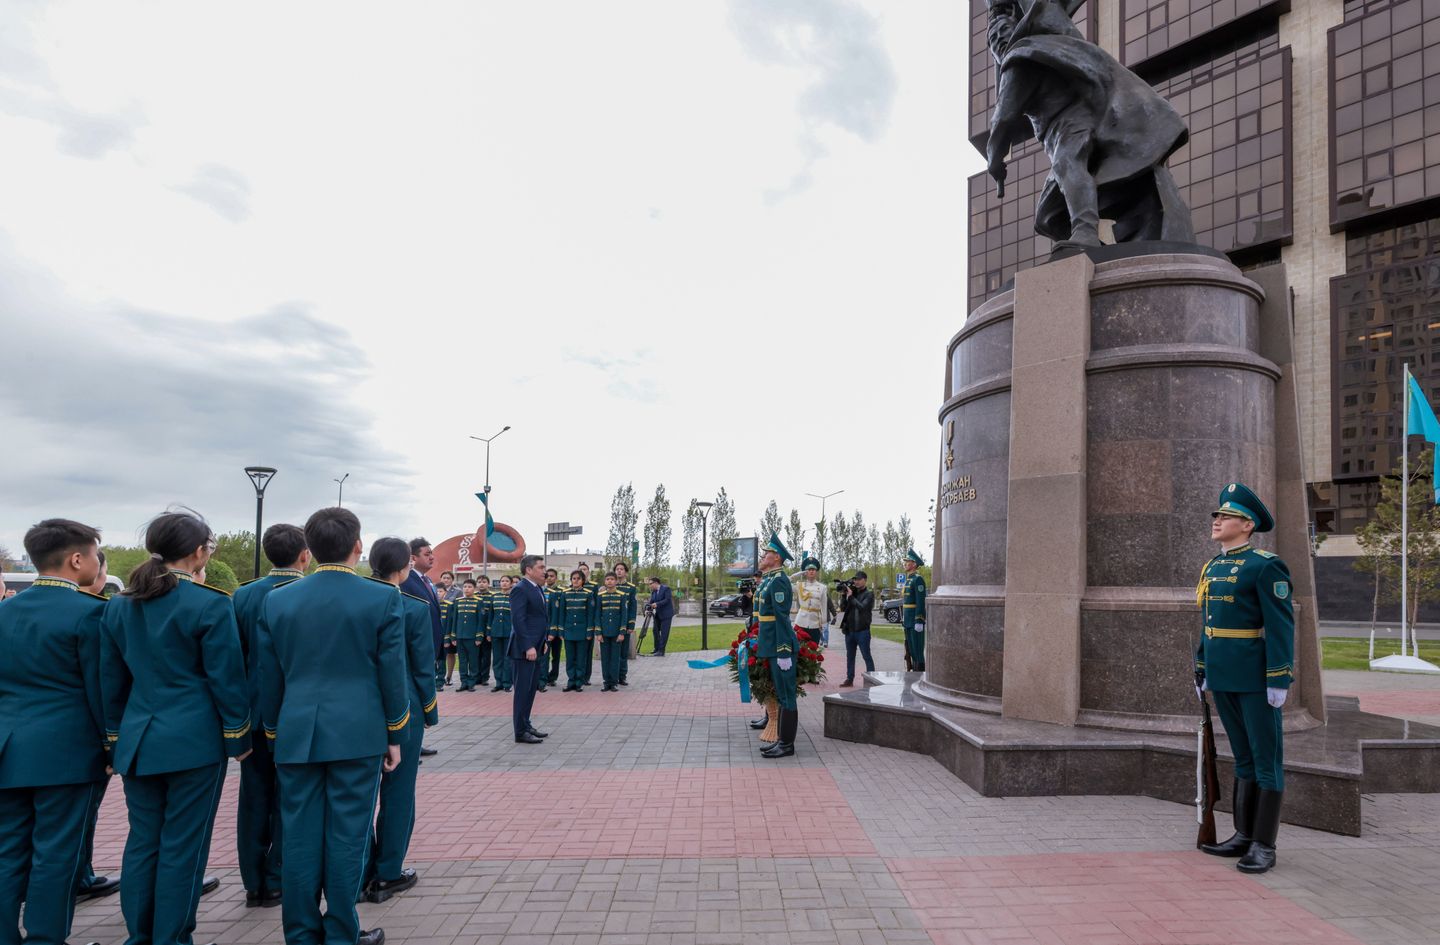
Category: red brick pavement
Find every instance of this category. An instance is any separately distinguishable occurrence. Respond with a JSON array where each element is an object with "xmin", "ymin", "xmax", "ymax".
[
  {"xmin": 1356, "ymin": 690, "xmax": 1440, "ymax": 720},
  {"xmin": 887, "ymin": 852, "xmax": 1364, "ymax": 945}
]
